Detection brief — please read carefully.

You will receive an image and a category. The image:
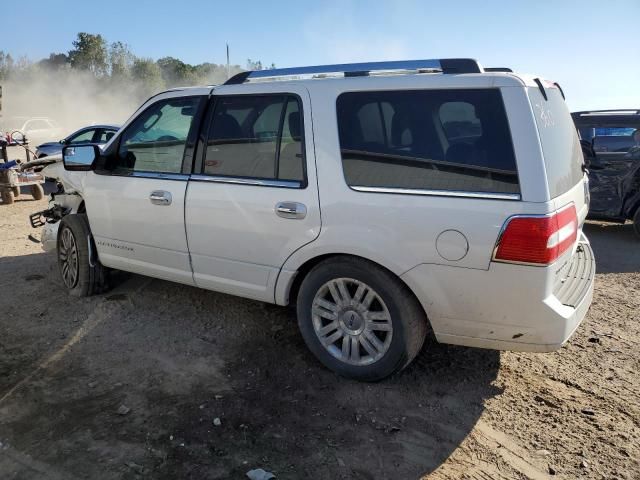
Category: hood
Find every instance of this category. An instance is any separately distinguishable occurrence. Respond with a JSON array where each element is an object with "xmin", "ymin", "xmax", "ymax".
[{"xmin": 37, "ymin": 141, "xmax": 60, "ymax": 149}]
